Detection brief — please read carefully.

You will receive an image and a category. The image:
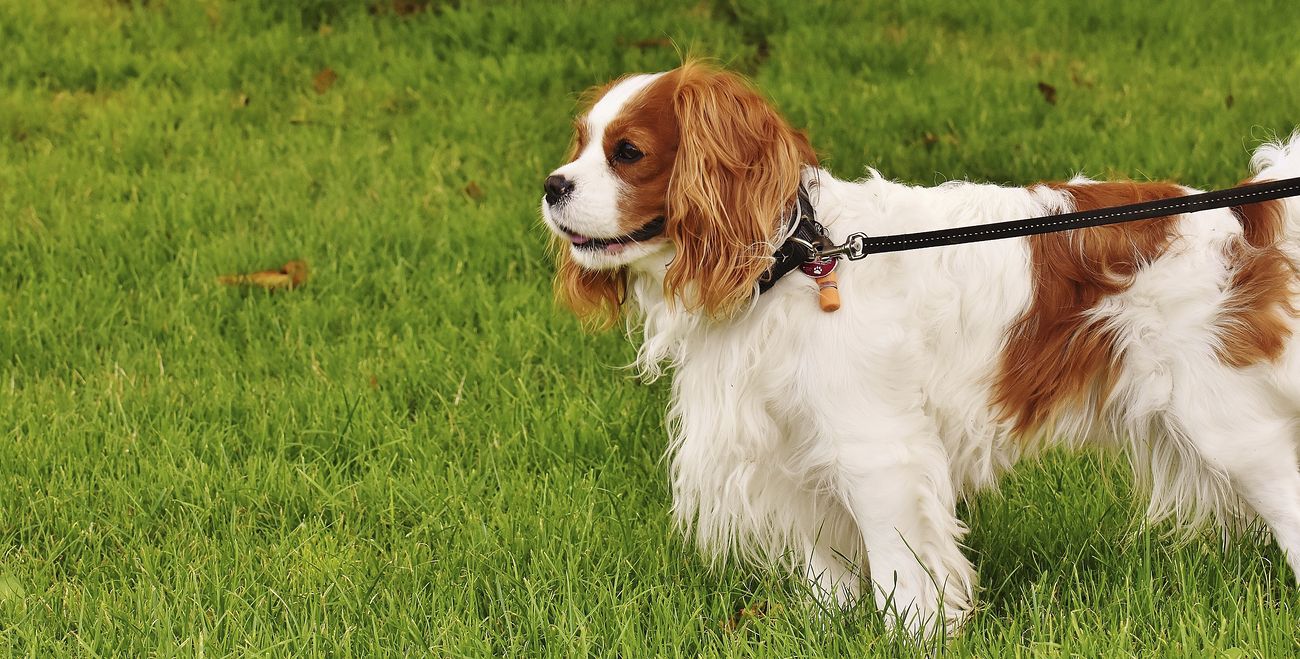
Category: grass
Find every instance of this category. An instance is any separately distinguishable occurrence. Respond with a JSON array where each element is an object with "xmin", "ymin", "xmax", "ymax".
[{"xmin": 1, "ymin": 0, "xmax": 1299, "ymax": 655}]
